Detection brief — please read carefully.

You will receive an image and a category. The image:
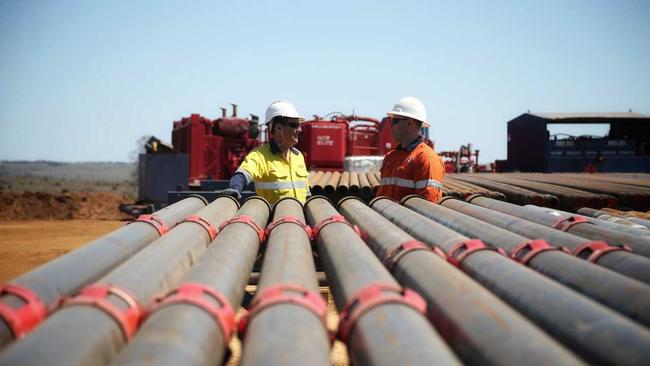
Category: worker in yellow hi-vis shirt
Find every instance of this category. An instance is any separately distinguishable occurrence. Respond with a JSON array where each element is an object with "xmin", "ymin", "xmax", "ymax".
[{"xmin": 218, "ymin": 100, "xmax": 310, "ymax": 204}]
